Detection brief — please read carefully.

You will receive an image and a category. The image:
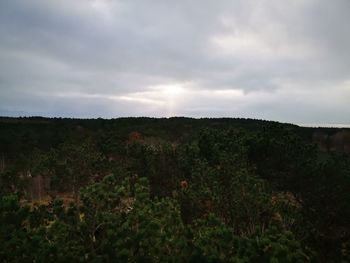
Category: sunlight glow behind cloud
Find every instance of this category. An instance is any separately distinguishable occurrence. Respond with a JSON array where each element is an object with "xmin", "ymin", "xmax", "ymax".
[{"xmin": 0, "ymin": 0, "xmax": 349, "ymax": 124}]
